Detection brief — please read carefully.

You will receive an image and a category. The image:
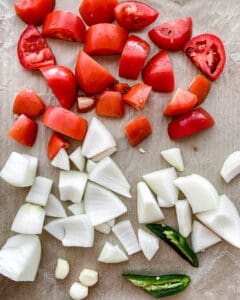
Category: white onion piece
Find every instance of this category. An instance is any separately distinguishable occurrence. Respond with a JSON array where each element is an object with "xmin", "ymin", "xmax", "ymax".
[
  {"xmin": 98, "ymin": 242, "xmax": 128, "ymax": 263},
  {"xmin": 44, "ymin": 218, "xmax": 66, "ymax": 241},
  {"xmin": 107, "ymin": 219, "xmax": 115, "ymax": 227},
  {"xmin": 95, "ymin": 223, "xmax": 111, "ymax": 234},
  {"xmin": 59, "ymin": 171, "xmax": 88, "ymax": 203},
  {"xmin": 137, "ymin": 182, "xmax": 164, "ymax": 223},
  {"xmin": 25, "ymin": 176, "xmax": 53, "ymax": 206},
  {"xmin": 220, "ymin": 151, "xmax": 240, "ymax": 183},
  {"xmin": 174, "ymin": 174, "xmax": 219, "ymax": 213},
  {"xmin": 157, "ymin": 198, "xmax": 174, "ymax": 208},
  {"xmin": 81, "ymin": 117, "xmax": 117, "ymax": 160},
  {"xmin": 138, "ymin": 228, "xmax": 159, "ymax": 261},
  {"xmin": 86, "ymin": 160, "xmax": 97, "ymax": 173},
  {"xmin": 79, "ymin": 268, "xmax": 98, "ymax": 287},
  {"xmin": 70, "ymin": 282, "xmax": 88, "ymax": 300},
  {"xmin": 55, "ymin": 258, "xmax": 69, "ymax": 279},
  {"xmin": 69, "ymin": 146, "xmax": 86, "ymax": 171},
  {"xmin": 22, "ymin": 154, "xmax": 38, "ymax": 186},
  {"xmin": 143, "ymin": 168, "xmax": 178, "ymax": 207},
  {"xmin": 11, "ymin": 203, "xmax": 45, "ymax": 234},
  {"xmin": 112, "ymin": 220, "xmax": 141, "ymax": 255},
  {"xmin": 89, "ymin": 156, "xmax": 131, "ymax": 198},
  {"xmin": 160, "ymin": 148, "xmax": 184, "ymax": 172},
  {"xmin": 51, "ymin": 148, "xmax": 70, "ymax": 171},
  {"xmin": 84, "ymin": 182, "xmax": 127, "ymax": 226},
  {"xmin": 175, "ymin": 200, "xmax": 192, "ymax": 238},
  {"xmin": 0, "ymin": 234, "xmax": 41, "ymax": 281},
  {"xmin": 68, "ymin": 203, "xmax": 85, "ymax": 215},
  {"xmin": 45, "ymin": 194, "xmax": 67, "ymax": 218},
  {"xmin": 196, "ymin": 194, "xmax": 240, "ymax": 248},
  {"xmin": 92, "ymin": 146, "xmax": 117, "ymax": 162},
  {"xmin": 191, "ymin": 220, "xmax": 221, "ymax": 253}
]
